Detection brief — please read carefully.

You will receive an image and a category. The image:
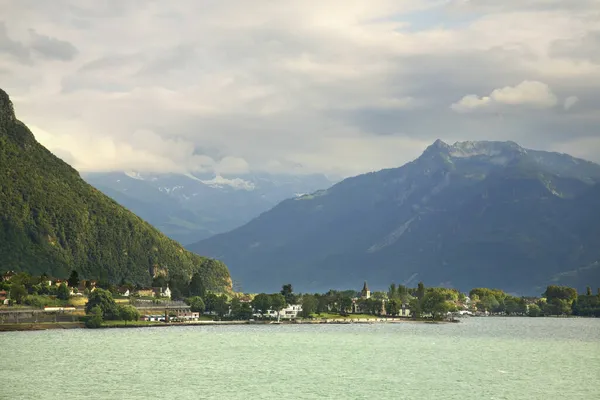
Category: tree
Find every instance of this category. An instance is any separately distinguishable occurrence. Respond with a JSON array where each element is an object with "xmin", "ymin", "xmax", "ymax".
[
  {"xmin": 152, "ymin": 275, "xmax": 167, "ymax": 288},
  {"xmin": 10, "ymin": 284, "xmax": 27, "ymax": 304},
  {"xmin": 315, "ymin": 294, "xmax": 328, "ymax": 314},
  {"xmin": 57, "ymin": 282, "xmax": 70, "ymax": 301},
  {"xmin": 301, "ymin": 295, "xmax": 317, "ymax": 318},
  {"xmin": 527, "ymin": 304, "xmax": 542, "ymax": 317},
  {"xmin": 409, "ymin": 297, "xmax": 422, "ymax": 319},
  {"xmin": 544, "ymin": 298, "xmax": 572, "ymax": 316},
  {"xmin": 586, "ymin": 286, "xmax": 592, "ymax": 296},
  {"xmin": 85, "ymin": 305, "xmax": 103, "ymax": 328},
  {"xmin": 416, "ymin": 282, "xmax": 425, "ymax": 300},
  {"xmin": 339, "ymin": 296, "xmax": 353, "ymax": 314},
  {"xmin": 215, "ymin": 294, "xmax": 229, "ymax": 318},
  {"xmin": 186, "ymin": 296, "xmax": 205, "ymax": 313},
  {"xmin": 204, "ymin": 293, "xmax": 219, "ymax": 314},
  {"xmin": 251, "ymin": 293, "xmax": 272, "ymax": 316},
  {"xmin": 230, "ymin": 297, "xmax": 241, "ymax": 318},
  {"xmin": 237, "ymin": 302, "xmax": 253, "ymax": 320},
  {"xmin": 189, "ymin": 273, "xmax": 206, "ymax": 298},
  {"xmin": 543, "ymin": 285, "xmax": 577, "ymax": 303},
  {"xmin": 85, "ymin": 288, "xmax": 118, "ymax": 320},
  {"xmin": 281, "ymin": 284, "xmax": 296, "ymax": 305},
  {"xmin": 388, "ymin": 283, "xmax": 397, "ymax": 300},
  {"xmin": 270, "ymin": 293, "xmax": 287, "ymax": 320},
  {"xmin": 387, "ymin": 299, "xmax": 400, "ymax": 316},
  {"xmin": 67, "ymin": 270, "xmax": 79, "ymax": 288},
  {"xmin": 422, "ymin": 291, "xmax": 454, "ymax": 320},
  {"xmin": 118, "ymin": 304, "xmax": 140, "ymax": 323}
]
